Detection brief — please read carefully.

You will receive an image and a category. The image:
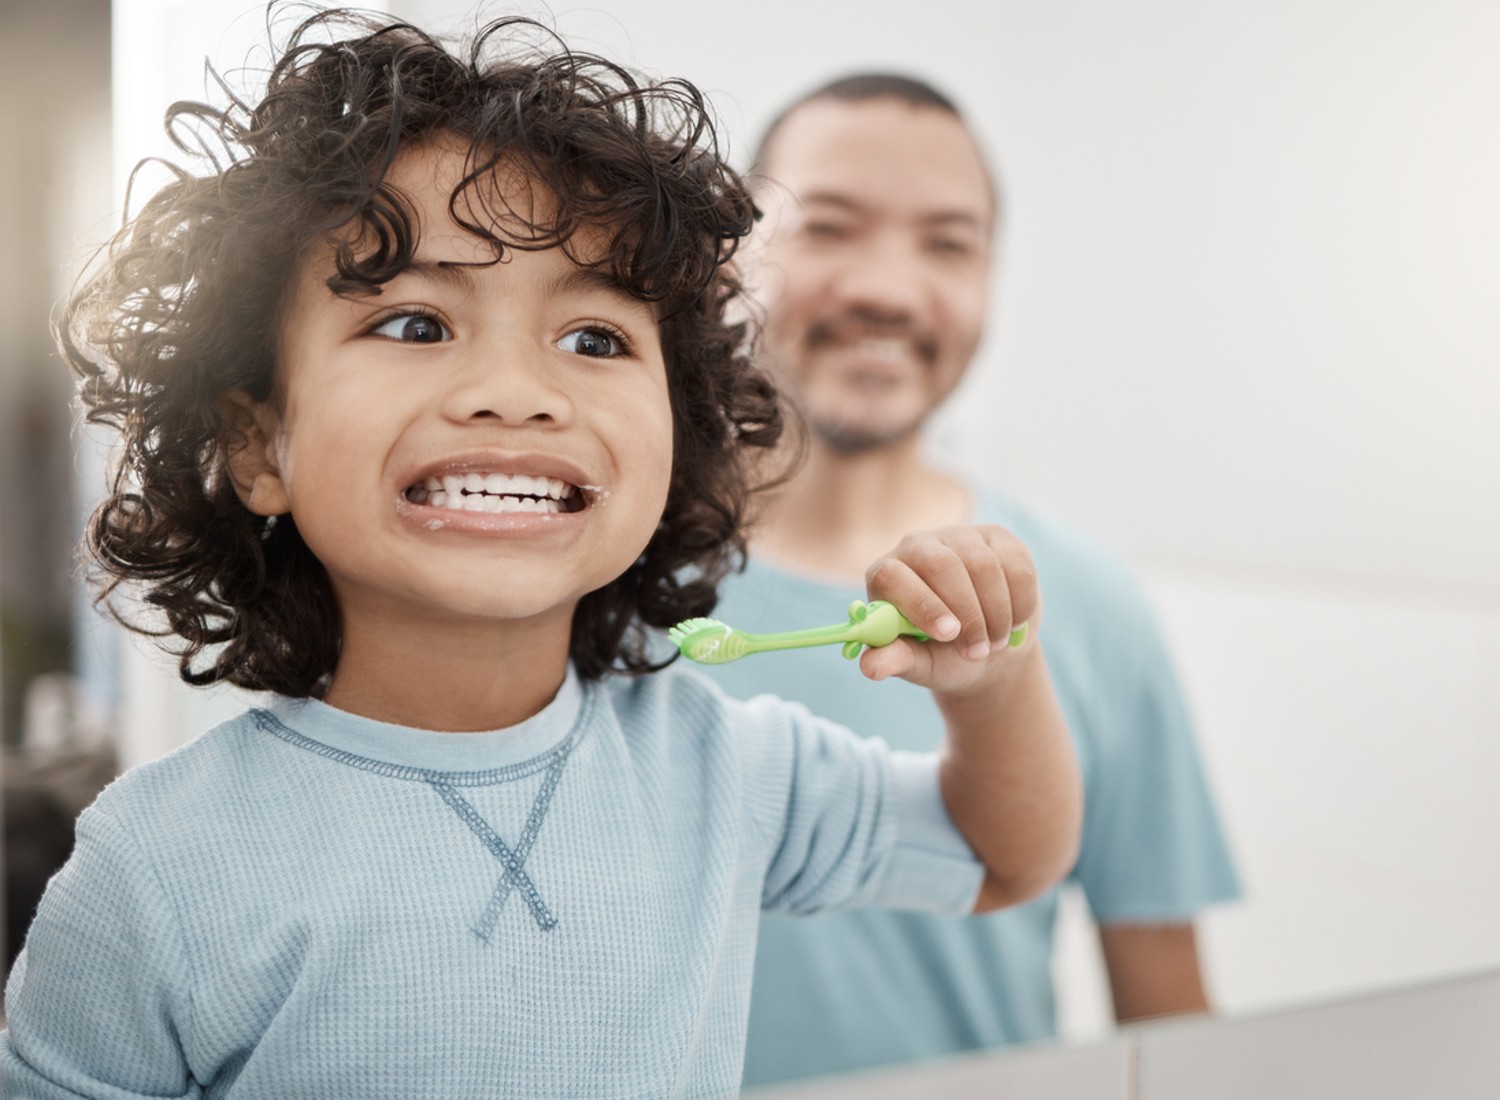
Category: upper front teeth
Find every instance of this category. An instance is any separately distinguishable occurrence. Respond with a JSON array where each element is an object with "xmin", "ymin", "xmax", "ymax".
[
  {"xmin": 425, "ymin": 473, "xmax": 574, "ymax": 500},
  {"xmin": 856, "ymin": 338, "xmax": 911, "ymax": 360}
]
